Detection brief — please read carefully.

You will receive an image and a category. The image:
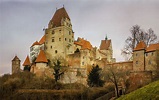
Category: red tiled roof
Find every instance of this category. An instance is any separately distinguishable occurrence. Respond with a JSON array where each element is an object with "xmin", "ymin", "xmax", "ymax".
[
  {"xmin": 146, "ymin": 43, "xmax": 159, "ymax": 52},
  {"xmin": 35, "ymin": 50, "xmax": 48, "ymax": 63},
  {"xmin": 39, "ymin": 35, "xmax": 45, "ymax": 44},
  {"xmin": 100, "ymin": 40, "xmax": 111, "ymax": 50},
  {"xmin": 75, "ymin": 37, "xmax": 92, "ymax": 50},
  {"xmin": 23, "ymin": 56, "xmax": 31, "ymax": 66},
  {"xmin": 134, "ymin": 41, "xmax": 146, "ymax": 51},
  {"xmin": 74, "ymin": 41, "xmax": 83, "ymax": 46},
  {"xmin": 51, "ymin": 7, "xmax": 70, "ymax": 27},
  {"xmin": 31, "ymin": 41, "xmax": 40, "ymax": 47},
  {"xmin": 12, "ymin": 56, "xmax": 20, "ymax": 61}
]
